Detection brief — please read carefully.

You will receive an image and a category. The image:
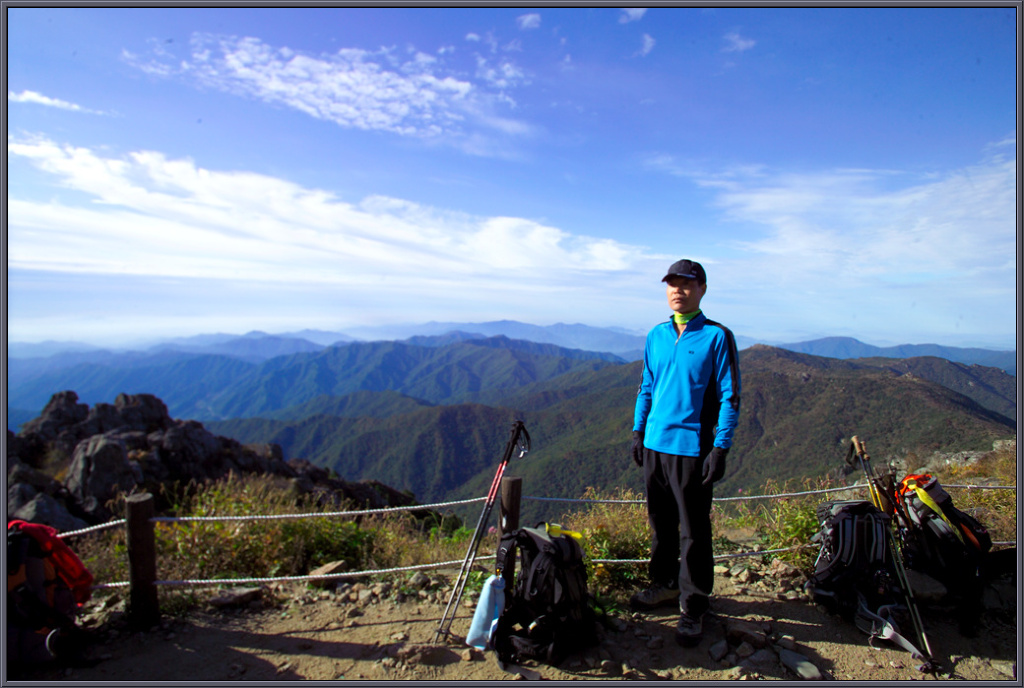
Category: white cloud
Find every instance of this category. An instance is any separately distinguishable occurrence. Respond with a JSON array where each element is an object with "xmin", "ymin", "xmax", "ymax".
[
  {"xmin": 647, "ymin": 149, "xmax": 1017, "ymax": 344},
  {"xmin": 8, "ymin": 136, "xmax": 657, "ymax": 295},
  {"xmin": 122, "ymin": 33, "xmax": 531, "ymax": 153},
  {"xmin": 619, "ymin": 8, "xmax": 647, "ymax": 23},
  {"xmin": 638, "ymin": 34, "xmax": 656, "ymax": 57},
  {"xmin": 8, "ymin": 90, "xmax": 104, "ymax": 114},
  {"xmin": 722, "ymin": 32, "xmax": 755, "ymax": 53},
  {"xmin": 465, "ymin": 33, "xmax": 481, "ymax": 42},
  {"xmin": 474, "ymin": 55, "xmax": 530, "ymax": 90},
  {"xmin": 516, "ymin": 13, "xmax": 541, "ymax": 30}
]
